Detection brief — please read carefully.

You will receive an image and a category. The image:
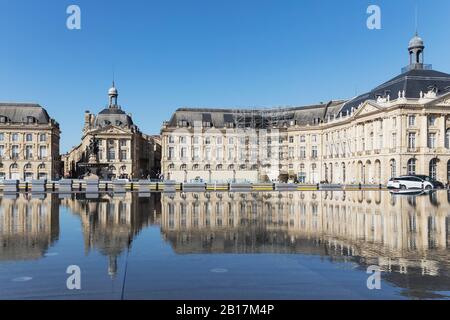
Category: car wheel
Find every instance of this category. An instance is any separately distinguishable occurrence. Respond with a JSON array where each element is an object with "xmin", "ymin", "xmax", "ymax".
[
  {"xmin": 400, "ymin": 185, "xmax": 407, "ymax": 190},
  {"xmin": 425, "ymin": 185, "xmax": 432, "ymax": 190}
]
